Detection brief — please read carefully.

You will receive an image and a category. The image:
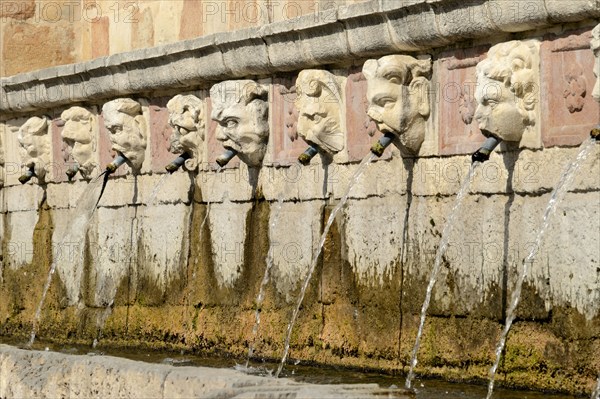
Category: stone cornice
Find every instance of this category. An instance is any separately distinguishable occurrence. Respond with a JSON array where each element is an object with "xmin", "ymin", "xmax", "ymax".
[{"xmin": 1, "ymin": 0, "xmax": 598, "ymax": 114}]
